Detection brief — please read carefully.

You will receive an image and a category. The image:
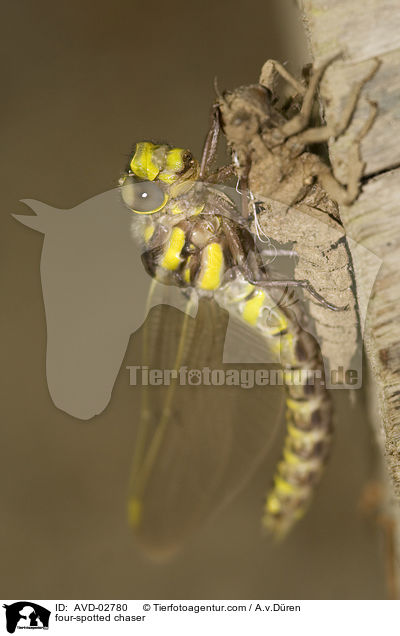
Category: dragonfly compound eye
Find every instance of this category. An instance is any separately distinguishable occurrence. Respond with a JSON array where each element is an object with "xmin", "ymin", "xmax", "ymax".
[{"xmin": 121, "ymin": 176, "xmax": 168, "ymax": 214}]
